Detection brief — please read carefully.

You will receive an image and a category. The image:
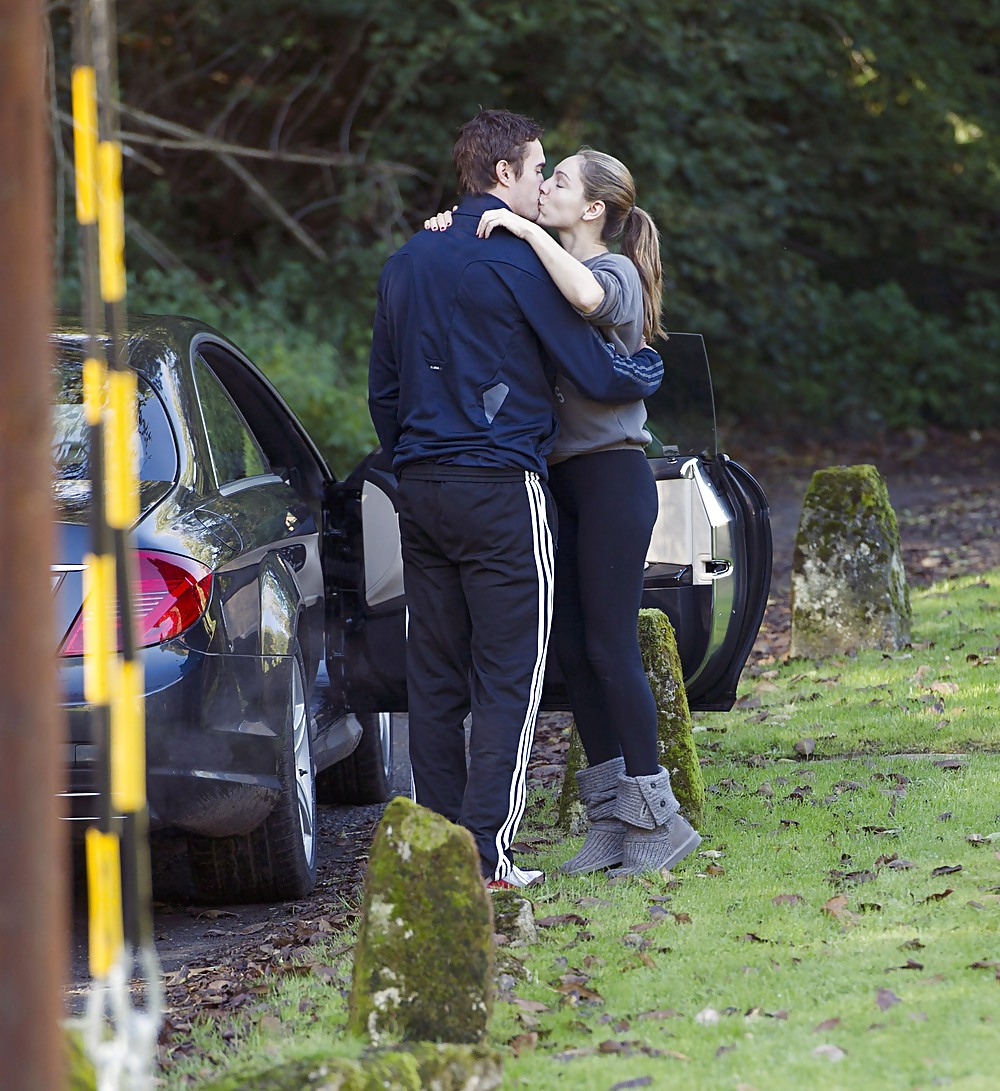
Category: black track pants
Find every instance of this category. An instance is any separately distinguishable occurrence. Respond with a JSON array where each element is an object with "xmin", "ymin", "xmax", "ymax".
[
  {"xmin": 398, "ymin": 469, "xmax": 555, "ymax": 882},
  {"xmin": 547, "ymin": 449, "xmax": 659, "ymax": 777}
]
